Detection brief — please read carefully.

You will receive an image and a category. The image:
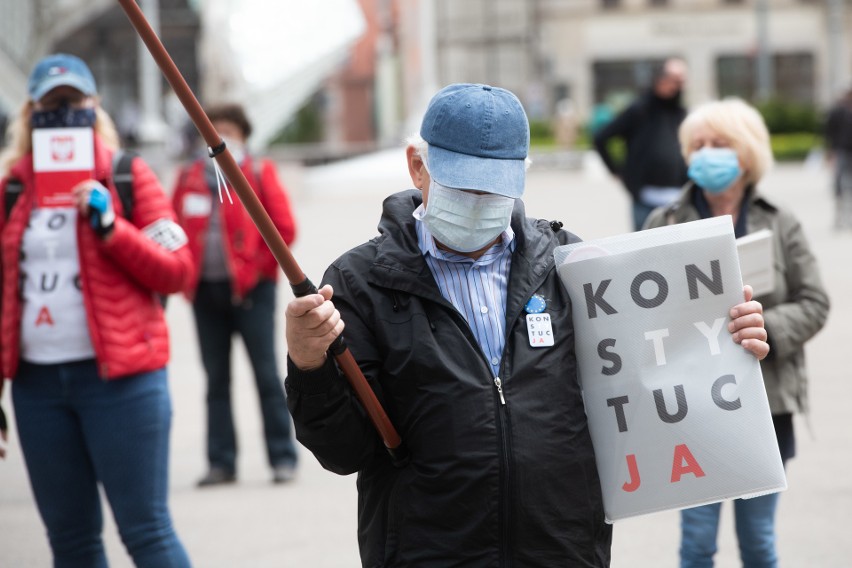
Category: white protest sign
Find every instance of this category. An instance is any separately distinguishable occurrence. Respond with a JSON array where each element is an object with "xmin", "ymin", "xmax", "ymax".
[
  {"xmin": 32, "ymin": 127, "xmax": 95, "ymax": 173},
  {"xmin": 554, "ymin": 216, "xmax": 786, "ymax": 522},
  {"xmin": 32, "ymin": 127, "xmax": 95, "ymax": 208}
]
